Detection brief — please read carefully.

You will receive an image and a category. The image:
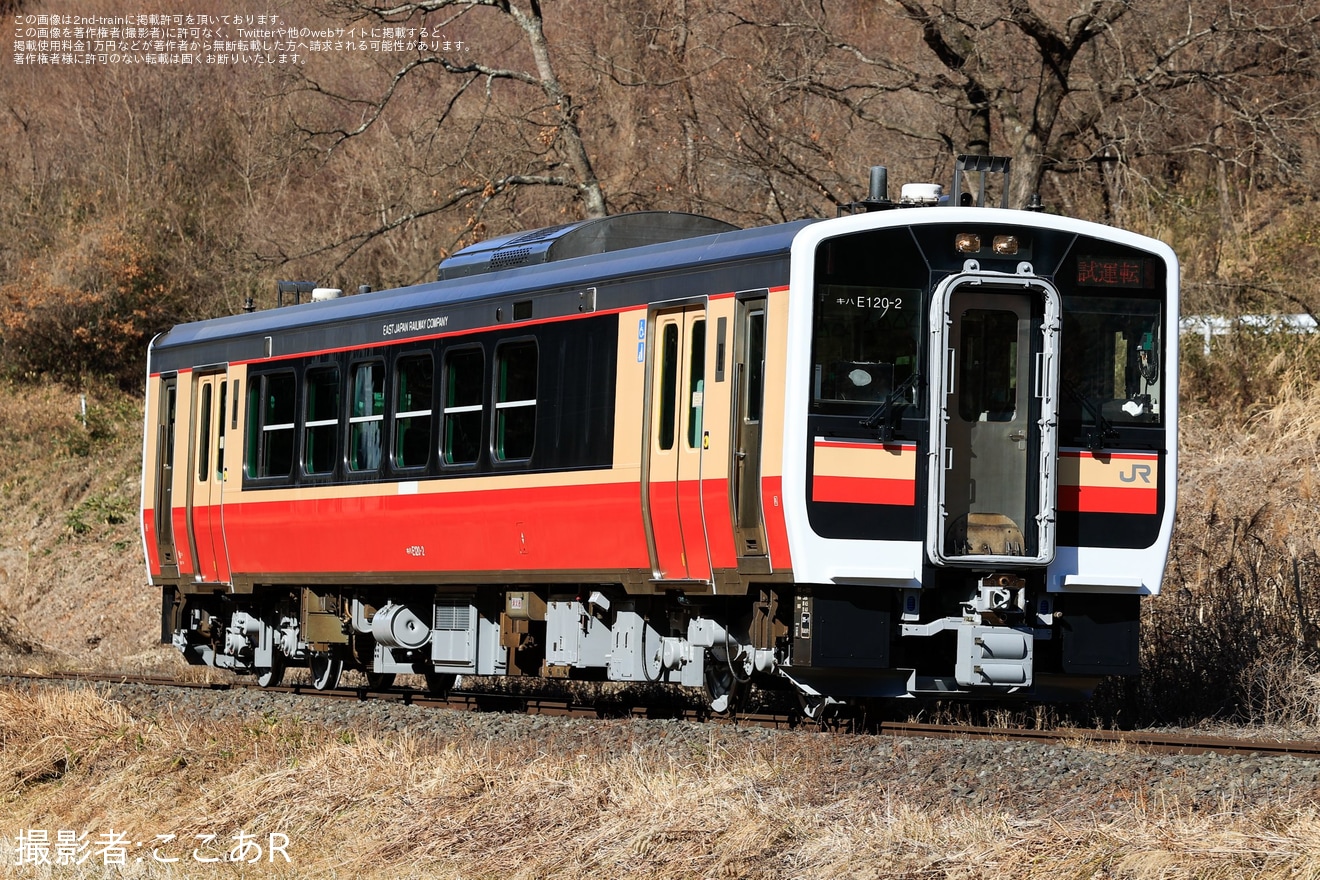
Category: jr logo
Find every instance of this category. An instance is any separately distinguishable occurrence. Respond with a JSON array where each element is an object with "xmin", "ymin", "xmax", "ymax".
[{"xmin": 1119, "ymin": 463, "xmax": 1153, "ymax": 484}]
